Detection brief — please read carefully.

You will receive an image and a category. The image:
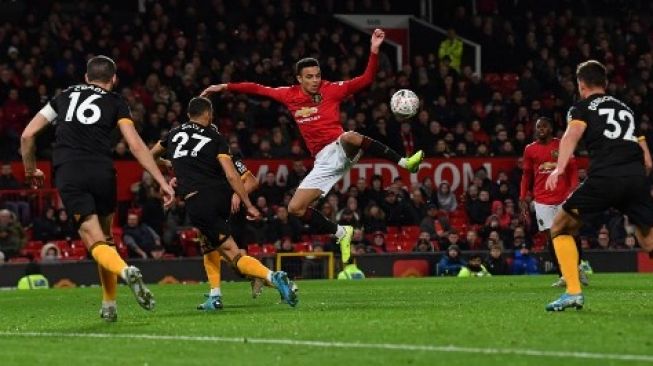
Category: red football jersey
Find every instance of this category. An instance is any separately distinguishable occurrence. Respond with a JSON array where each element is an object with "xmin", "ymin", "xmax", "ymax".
[
  {"xmin": 227, "ymin": 53, "xmax": 378, "ymax": 156},
  {"xmin": 520, "ymin": 138, "xmax": 579, "ymax": 205}
]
